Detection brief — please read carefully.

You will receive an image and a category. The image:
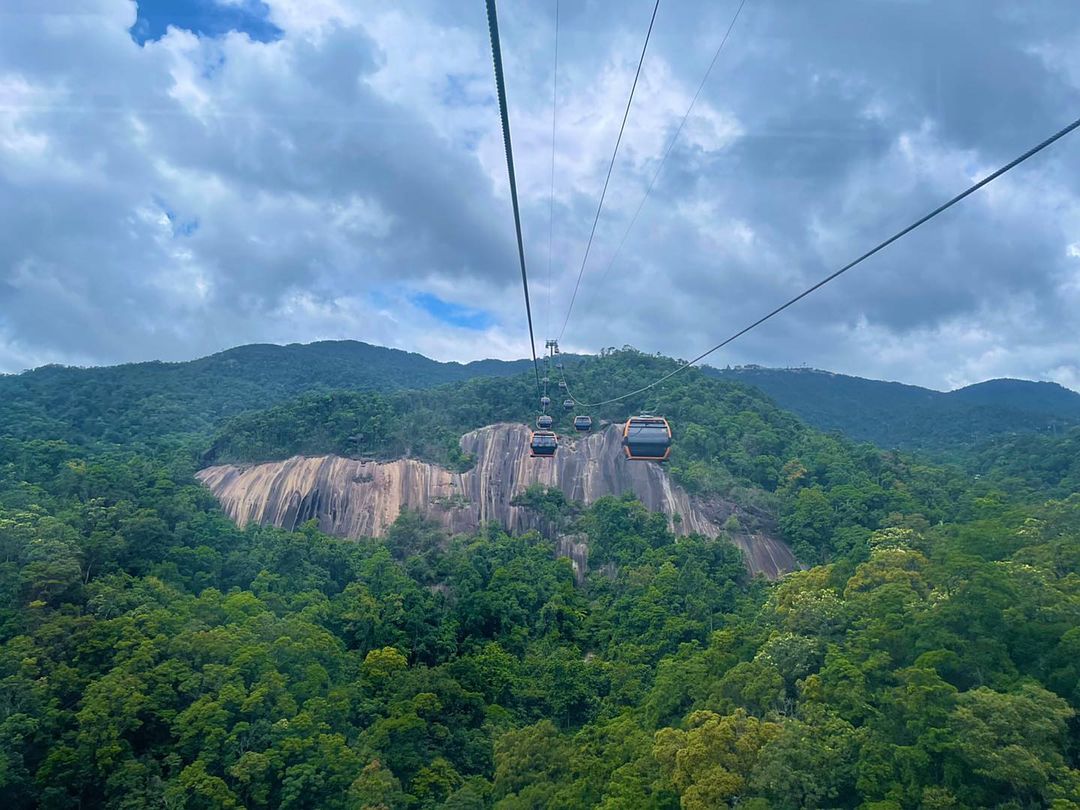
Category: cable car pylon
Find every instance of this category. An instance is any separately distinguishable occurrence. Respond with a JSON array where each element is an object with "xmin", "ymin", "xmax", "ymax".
[{"xmin": 530, "ymin": 338, "xmax": 561, "ymax": 458}]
